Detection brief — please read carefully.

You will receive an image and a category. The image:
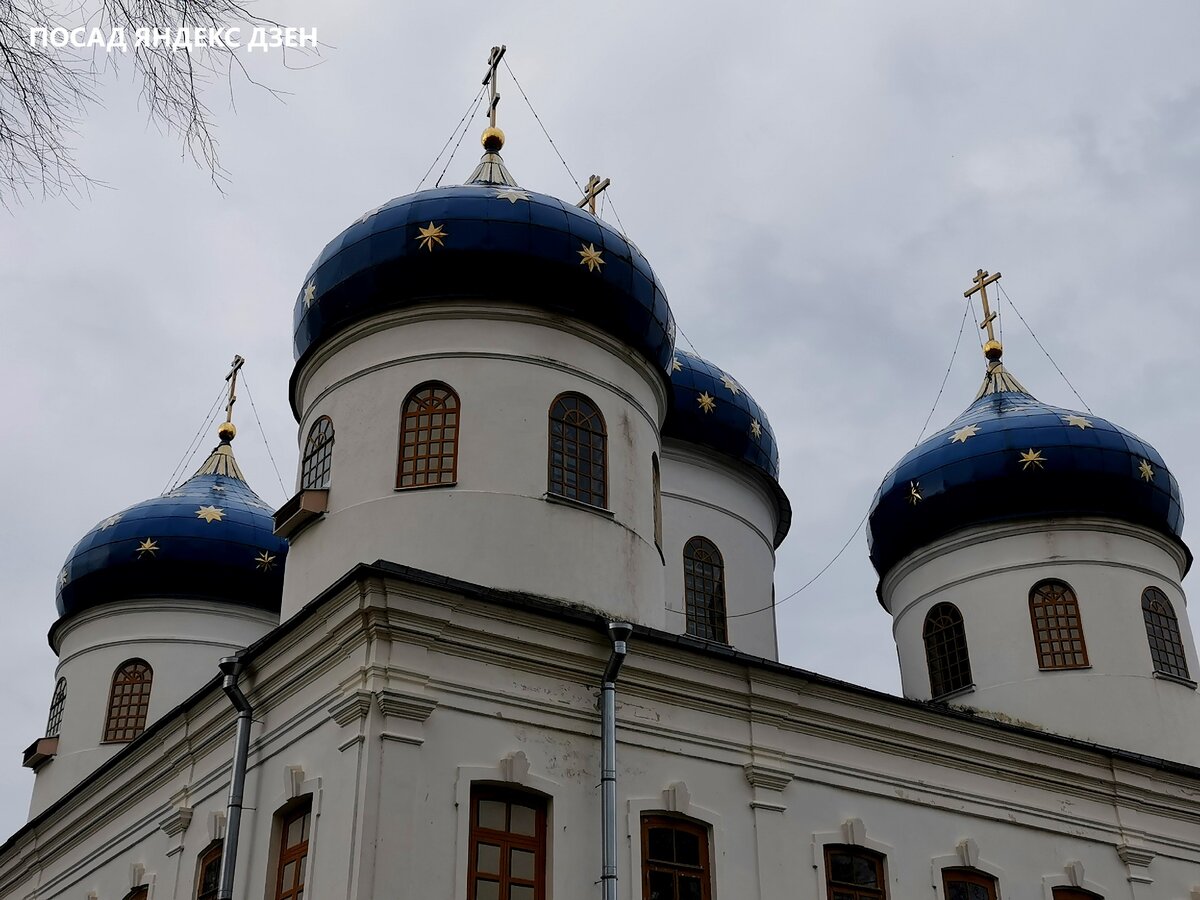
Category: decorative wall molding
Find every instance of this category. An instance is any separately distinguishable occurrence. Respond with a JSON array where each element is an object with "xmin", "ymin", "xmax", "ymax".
[
  {"xmin": 158, "ymin": 803, "xmax": 192, "ymax": 857},
  {"xmin": 1117, "ymin": 844, "xmax": 1155, "ymax": 885},
  {"xmin": 1040, "ymin": 859, "xmax": 1108, "ymax": 900},
  {"xmin": 328, "ymin": 689, "xmax": 373, "ymax": 727}
]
